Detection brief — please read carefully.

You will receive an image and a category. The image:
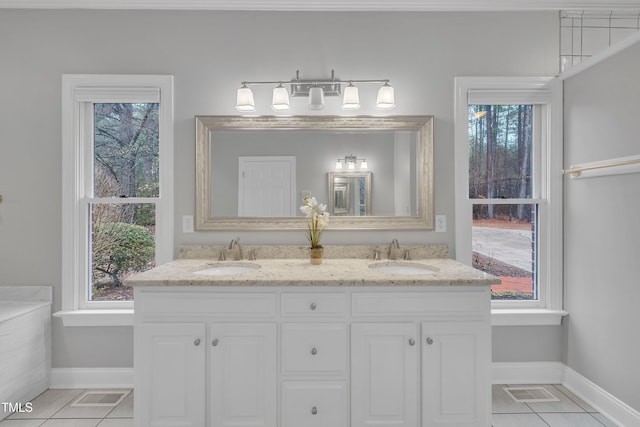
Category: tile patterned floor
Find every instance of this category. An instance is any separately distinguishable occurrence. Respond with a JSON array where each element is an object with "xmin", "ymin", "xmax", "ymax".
[
  {"xmin": 0, "ymin": 389, "xmax": 133, "ymax": 427},
  {"xmin": 0, "ymin": 384, "xmax": 619, "ymax": 426},
  {"xmin": 492, "ymin": 384, "xmax": 619, "ymax": 427}
]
